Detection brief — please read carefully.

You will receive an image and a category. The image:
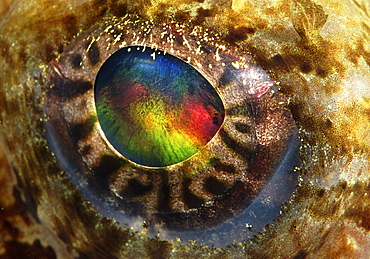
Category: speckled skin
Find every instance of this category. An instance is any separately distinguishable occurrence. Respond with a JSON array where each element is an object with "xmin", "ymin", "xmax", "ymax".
[{"xmin": 0, "ymin": 0, "xmax": 370, "ymax": 258}]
